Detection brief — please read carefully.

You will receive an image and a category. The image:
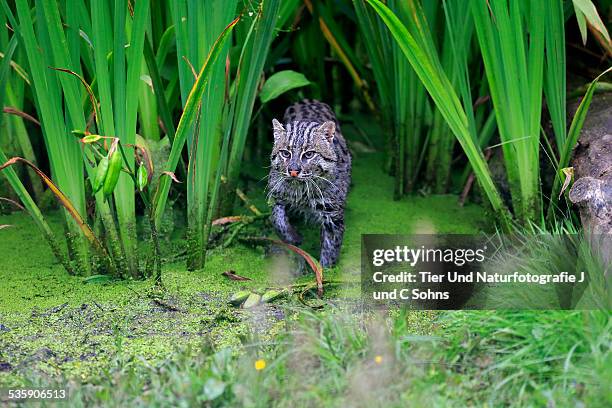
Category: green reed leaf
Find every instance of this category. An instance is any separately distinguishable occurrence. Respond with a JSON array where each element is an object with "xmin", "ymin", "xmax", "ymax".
[{"xmin": 259, "ymin": 70, "xmax": 310, "ymax": 103}]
